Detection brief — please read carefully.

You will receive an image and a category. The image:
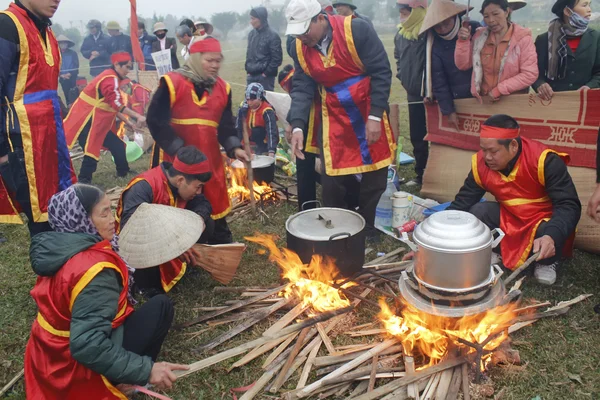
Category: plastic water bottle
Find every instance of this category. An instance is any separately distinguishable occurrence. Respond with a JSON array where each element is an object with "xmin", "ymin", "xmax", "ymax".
[{"xmin": 375, "ymin": 168, "xmax": 396, "ymax": 230}]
